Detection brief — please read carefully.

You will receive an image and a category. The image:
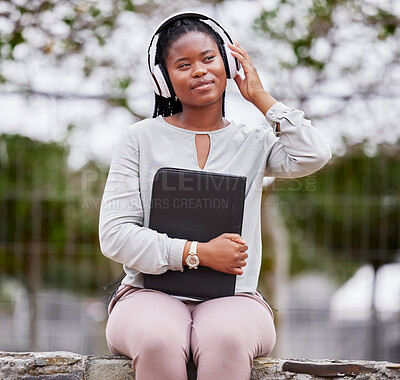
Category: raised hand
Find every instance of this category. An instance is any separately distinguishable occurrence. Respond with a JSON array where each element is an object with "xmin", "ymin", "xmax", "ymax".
[{"xmin": 229, "ymin": 41, "xmax": 278, "ymax": 114}]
